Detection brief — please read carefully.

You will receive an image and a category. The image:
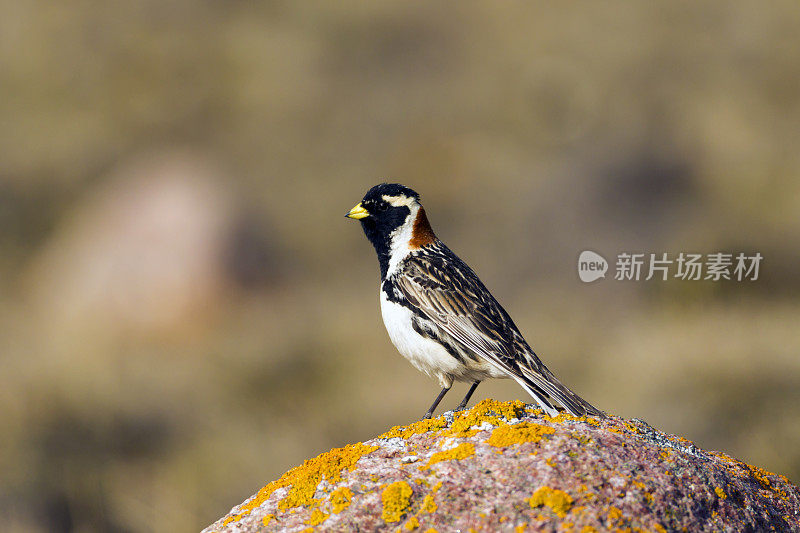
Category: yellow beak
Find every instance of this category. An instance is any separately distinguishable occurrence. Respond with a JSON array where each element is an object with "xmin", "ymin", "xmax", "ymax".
[{"xmin": 345, "ymin": 202, "xmax": 370, "ymax": 220}]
